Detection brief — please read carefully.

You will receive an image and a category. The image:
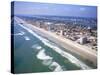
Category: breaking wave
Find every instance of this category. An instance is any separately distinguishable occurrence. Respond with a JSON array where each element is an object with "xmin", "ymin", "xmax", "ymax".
[
  {"xmin": 36, "ymin": 49, "xmax": 53, "ymax": 60},
  {"xmin": 24, "ymin": 36, "xmax": 30, "ymax": 40},
  {"xmin": 14, "ymin": 31, "xmax": 25, "ymax": 36}
]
